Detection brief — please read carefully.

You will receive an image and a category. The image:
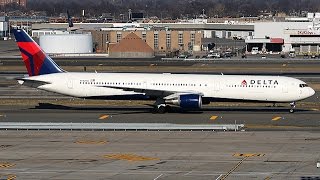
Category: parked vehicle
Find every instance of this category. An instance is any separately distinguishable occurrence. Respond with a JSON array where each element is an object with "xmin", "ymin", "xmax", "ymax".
[
  {"xmin": 177, "ymin": 54, "xmax": 189, "ymax": 58},
  {"xmin": 207, "ymin": 52, "xmax": 221, "ymax": 58},
  {"xmin": 289, "ymin": 50, "xmax": 295, "ymax": 58},
  {"xmin": 223, "ymin": 51, "xmax": 232, "ymax": 58},
  {"xmin": 251, "ymin": 47, "xmax": 259, "ymax": 55}
]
